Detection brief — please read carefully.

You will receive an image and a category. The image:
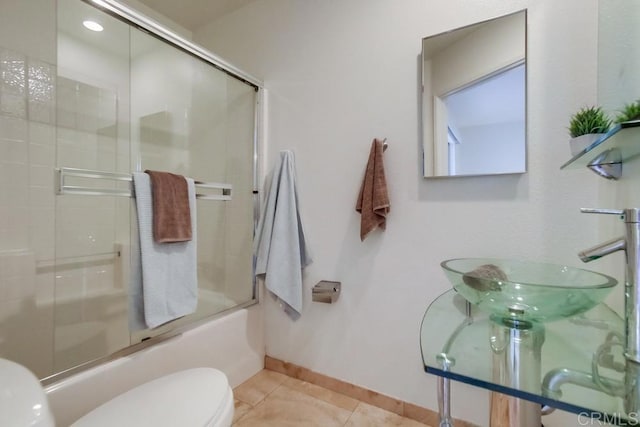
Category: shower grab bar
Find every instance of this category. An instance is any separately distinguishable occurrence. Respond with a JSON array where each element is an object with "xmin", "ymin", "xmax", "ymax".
[
  {"xmin": 56, "ymin": 167, "xmax": 133, "ymax": 197},
  {"xmin": 35, "ymin": 250, "xmax": 121, "ymax": 271},
  {"xmin": 56, "ymin": 167, "xmax": 233, "ymax": 200}
]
